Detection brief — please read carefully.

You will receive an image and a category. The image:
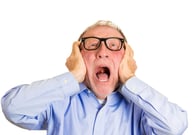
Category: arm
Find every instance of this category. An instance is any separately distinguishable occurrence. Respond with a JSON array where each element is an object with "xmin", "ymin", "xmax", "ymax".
[
  {"xmin": 1, "ymin": 72, "xmax": 80, "ymax": 129},
  {"xmin": 2, "ymin": 42, "xmax": 86, "ymax": 129},
  {"xmin": 1, "ymin": 41, "xmax": 86, "ymax": 130},
  {"xmin": 120, "ymin": 77, "xmax": 188, "ymax": 135},
  {"xmin": 119, "ymin": 43, "xmax": 188, "ymax": 134}
]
